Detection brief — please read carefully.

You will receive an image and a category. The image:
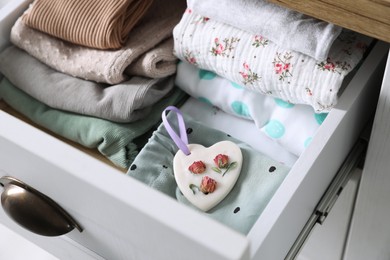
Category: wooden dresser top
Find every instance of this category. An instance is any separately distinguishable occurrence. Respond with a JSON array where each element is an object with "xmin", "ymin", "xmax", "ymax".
[{"xmin": 268, "ymin": 0, "xmax": 390, "ymax": 43}]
